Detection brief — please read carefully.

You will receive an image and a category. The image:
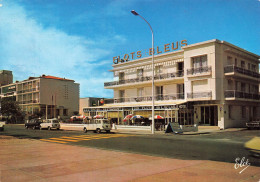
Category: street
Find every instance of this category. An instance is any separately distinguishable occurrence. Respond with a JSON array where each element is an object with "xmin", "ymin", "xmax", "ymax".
[{"xmin": 1, "ymin": 124, "xmax": 260, "ymax": 167}]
